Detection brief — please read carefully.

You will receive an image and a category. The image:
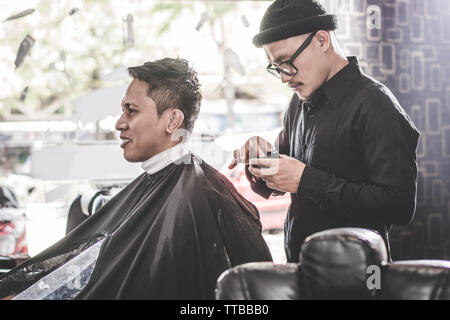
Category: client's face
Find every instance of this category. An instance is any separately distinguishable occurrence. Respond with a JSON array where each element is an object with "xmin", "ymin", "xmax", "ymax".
[{"xmin": 115, "ymin": 79, "xmax": 168, "ymax": 162}]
